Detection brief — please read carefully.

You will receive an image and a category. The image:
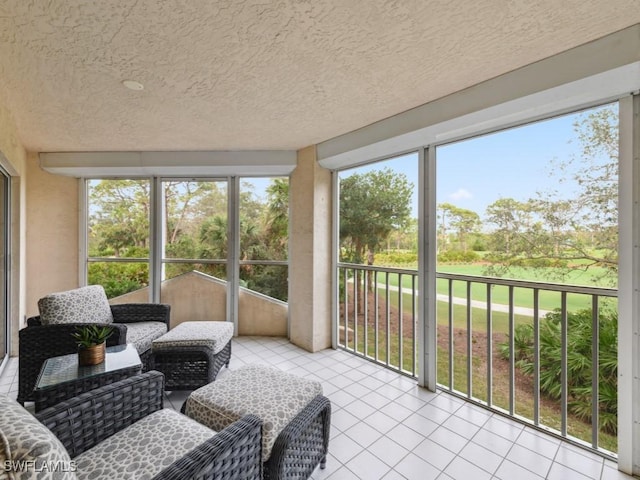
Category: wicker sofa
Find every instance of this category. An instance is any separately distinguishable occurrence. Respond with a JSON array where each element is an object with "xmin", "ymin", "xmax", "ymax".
[
  {"xmin": 18, "ymin": 286, "xmax": 171, "ymax": 404},
  {"xmin": 1, "ymin": 371, "xmax": 263, "ymax": 479}
]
